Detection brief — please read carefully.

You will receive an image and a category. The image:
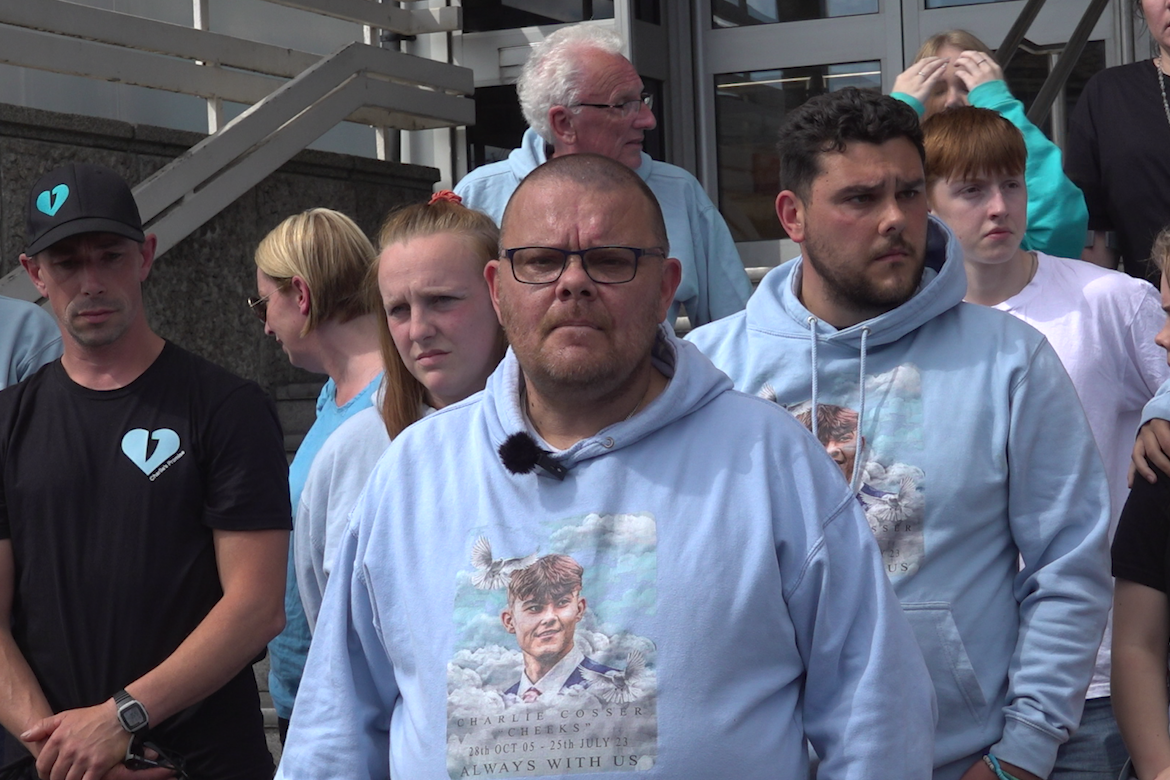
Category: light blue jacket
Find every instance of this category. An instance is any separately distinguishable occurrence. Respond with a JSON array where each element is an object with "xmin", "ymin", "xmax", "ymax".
[
  {"xmin": 455, "ymin": 129, "xmax": 753, "ymax": 327},
  {"xmin": 268, "ymin": 375, "xmax": 381, "ymax": 718},
  {"xmin": 277, "ymin": 331, "xmax": 936, "ymax": 780},
  {"xmin": 294, "ymin": 403, "xmax": 390, "ymax": 630},
  {"xmin": 894, "ymin": 80, "xmax": 1089, "ymax": 259},
  {"xmin": 0, "ymin": 296, "xmax": 61, "ymax": 389},
  {"xmin": 687, "ymin": 217, "xmax": 1111, "ymax": 779}
]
